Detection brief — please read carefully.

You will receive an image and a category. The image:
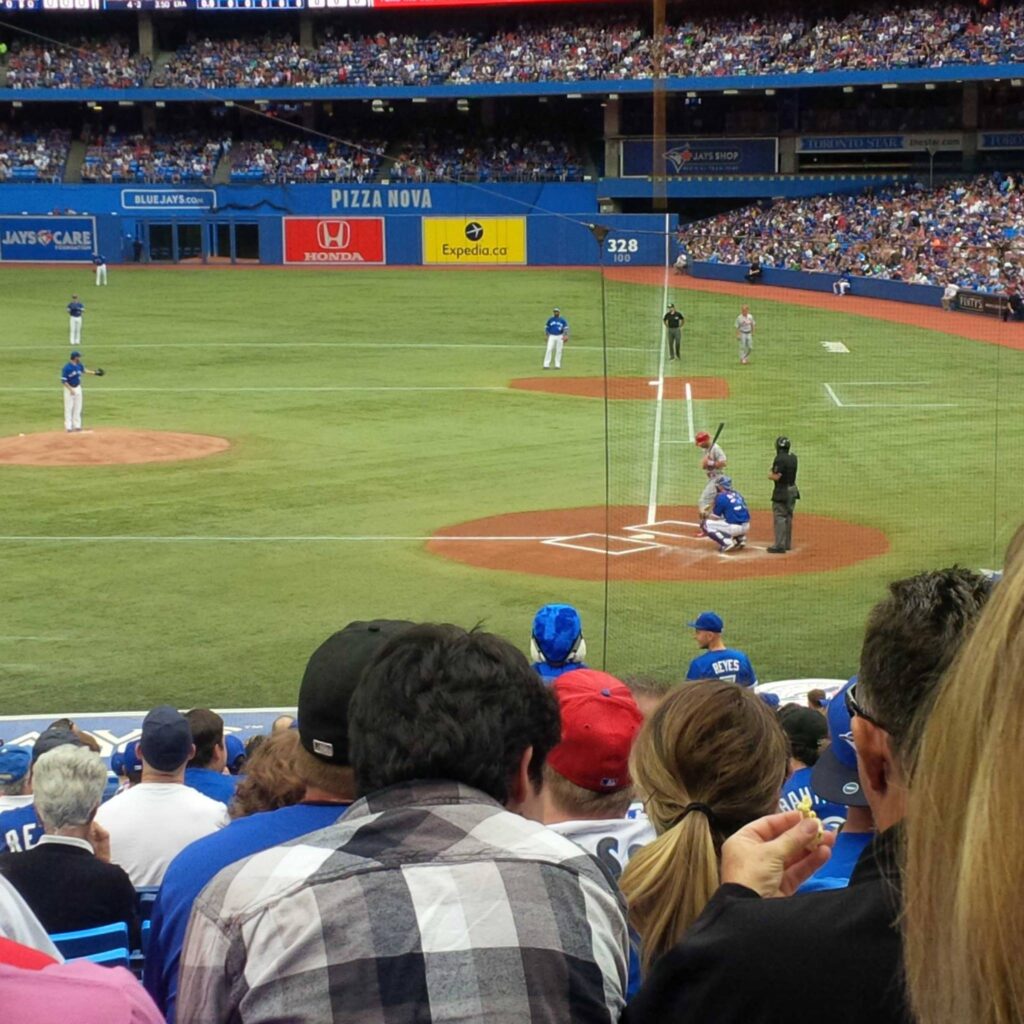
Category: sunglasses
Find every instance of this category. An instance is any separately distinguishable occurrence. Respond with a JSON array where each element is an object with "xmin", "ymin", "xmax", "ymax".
[{"xmin": 844, "ymin": 680, "xmax": 888, "ymax": 732}]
